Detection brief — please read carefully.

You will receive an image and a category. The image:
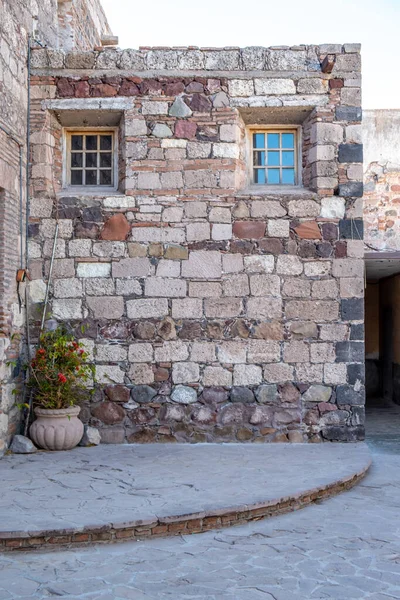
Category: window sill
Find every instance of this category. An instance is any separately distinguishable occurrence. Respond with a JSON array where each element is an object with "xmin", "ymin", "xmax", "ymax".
[
  {"xmin": 237, "ymin": 185, "xmax": 317, "ymax": 198},
  {"xmin": 58, "ymin": 188, "xmax": 123, "ymax": 198}
]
